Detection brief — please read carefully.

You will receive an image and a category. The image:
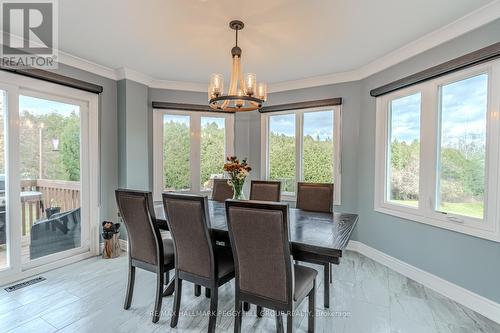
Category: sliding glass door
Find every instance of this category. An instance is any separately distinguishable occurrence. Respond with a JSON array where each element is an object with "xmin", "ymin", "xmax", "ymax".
[
  {"xmin": 0, "ymin": 72, "xmax": 99, "ymax": 283},
  {"xmin": 0, "ymin": 89, "xmax": 8, "ymax": 271},
  {"xmin": 19, "ymin": 94, "xmax": 86, "ymax": 266}
]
